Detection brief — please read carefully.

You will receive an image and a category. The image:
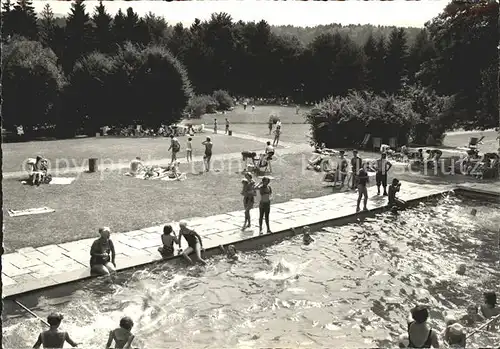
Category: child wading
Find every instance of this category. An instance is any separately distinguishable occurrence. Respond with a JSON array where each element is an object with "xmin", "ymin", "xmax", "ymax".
[
  {"xmin": 256, "ymin": 176, "xmax": 272, "ymax": 234},
  {"xmin": 106, "ymin": 317, "xmax": 135, "ymax": 349},
  {"xmin": 33, "ymin": 313, "xmax": 78, "ymax": 348},
  {"xmin": 158, "ymin": 225, "xmax": 180, "ymax": 258}
]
